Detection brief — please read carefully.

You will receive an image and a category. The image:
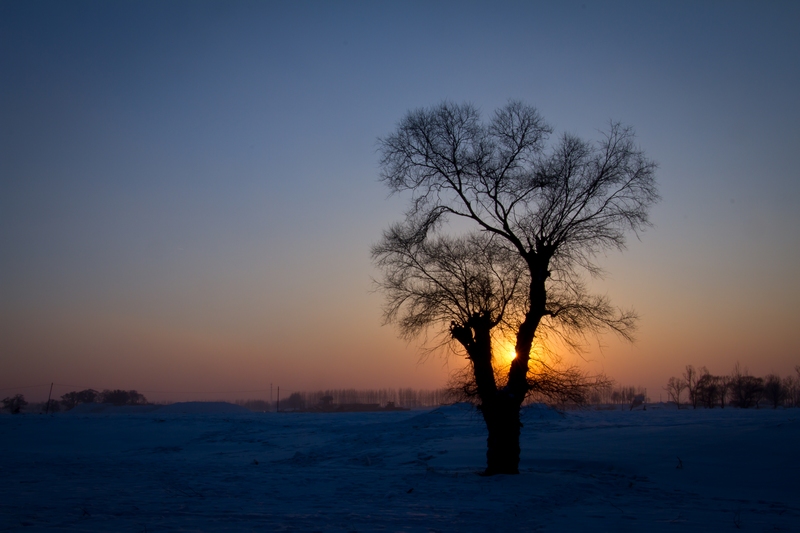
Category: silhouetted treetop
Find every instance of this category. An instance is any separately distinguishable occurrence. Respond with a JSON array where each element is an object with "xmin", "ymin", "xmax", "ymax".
[{"xmin": 378, "ymin": 101, "xmax": 659, "ymax": 273}]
